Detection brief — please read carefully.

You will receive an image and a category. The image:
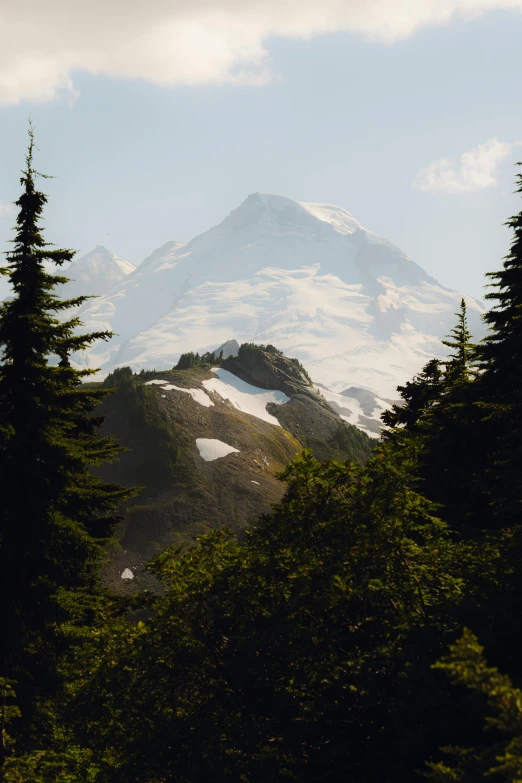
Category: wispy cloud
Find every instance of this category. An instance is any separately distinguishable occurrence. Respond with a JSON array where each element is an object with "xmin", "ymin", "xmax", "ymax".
[
  {"xmin": 413, "ymin": 138, "xmax": 518, "ymax": 194},
  {"xmin": 1, "ymin": 1, "xmax": 522, "ymax": 104}
]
